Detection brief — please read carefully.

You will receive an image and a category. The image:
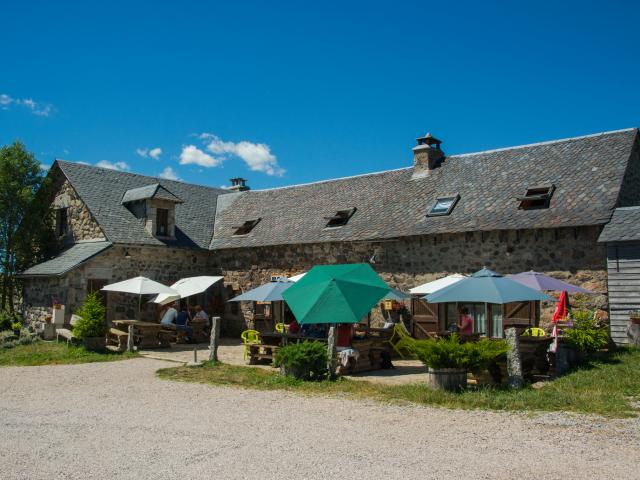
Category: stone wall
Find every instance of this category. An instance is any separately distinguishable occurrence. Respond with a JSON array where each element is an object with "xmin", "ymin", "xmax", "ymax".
[
  {"xmin": 21, "ymin": 225, "xmax": 609, "ymax": 335},
  {"xmin": 21, "ymin": 244, "xmax": 229, "ymax": 326},
  {"xmin": 213, "ymin": 225, "xmax": 608, "ymax": 327},
  {"xmin": 53, "ymin": 179, "xmax": 105, "ymax": 242}
]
